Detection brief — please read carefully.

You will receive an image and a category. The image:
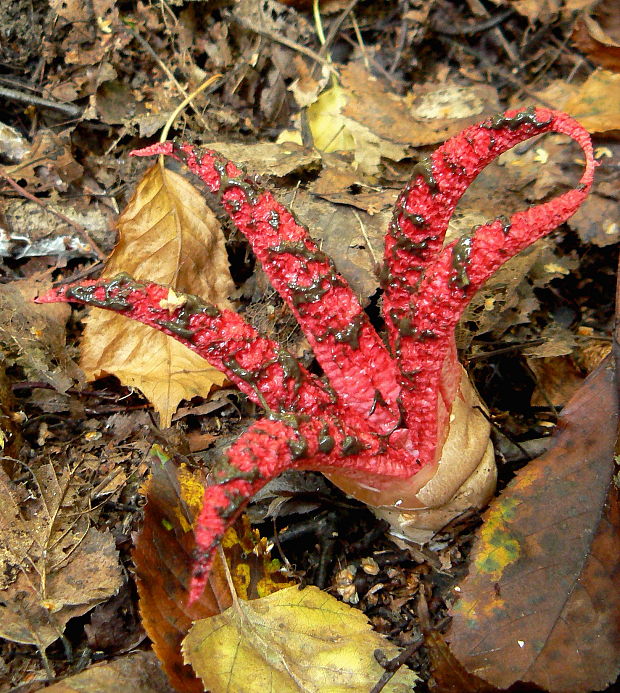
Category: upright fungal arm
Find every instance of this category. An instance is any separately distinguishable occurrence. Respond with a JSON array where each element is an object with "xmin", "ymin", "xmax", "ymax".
[
  {"xmin": 132, "ymin": 143, "xmax": 403, "ymax": 436},
  {"xmin": 383, "ymin": 107, "xmax": 596, "ymax": 465}
]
